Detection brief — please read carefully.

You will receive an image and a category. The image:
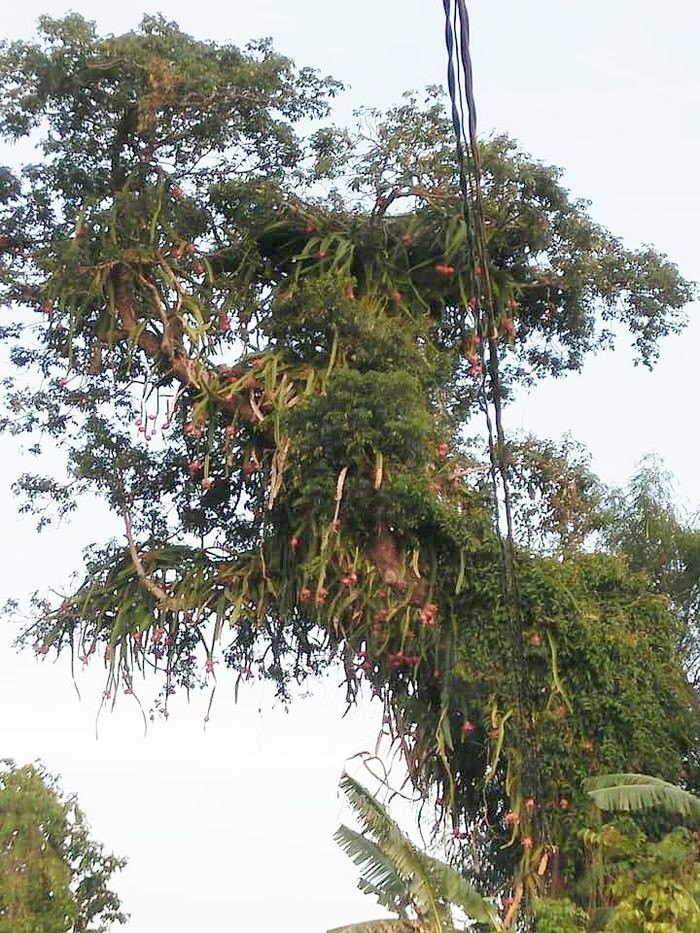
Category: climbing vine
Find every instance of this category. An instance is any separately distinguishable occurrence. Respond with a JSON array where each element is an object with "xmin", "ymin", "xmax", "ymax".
[{"xmin": 0, "ymin": 14, "xmax": 697, "ymax": 925}]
